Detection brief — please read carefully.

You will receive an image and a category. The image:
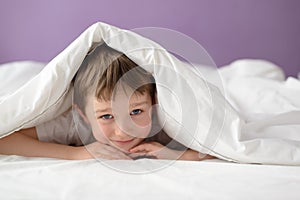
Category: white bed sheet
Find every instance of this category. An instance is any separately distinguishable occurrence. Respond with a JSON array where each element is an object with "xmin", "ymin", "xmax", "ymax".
[{"xmin": 0, "ymin": 156, "xmax": 300, "ymax": 200}]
